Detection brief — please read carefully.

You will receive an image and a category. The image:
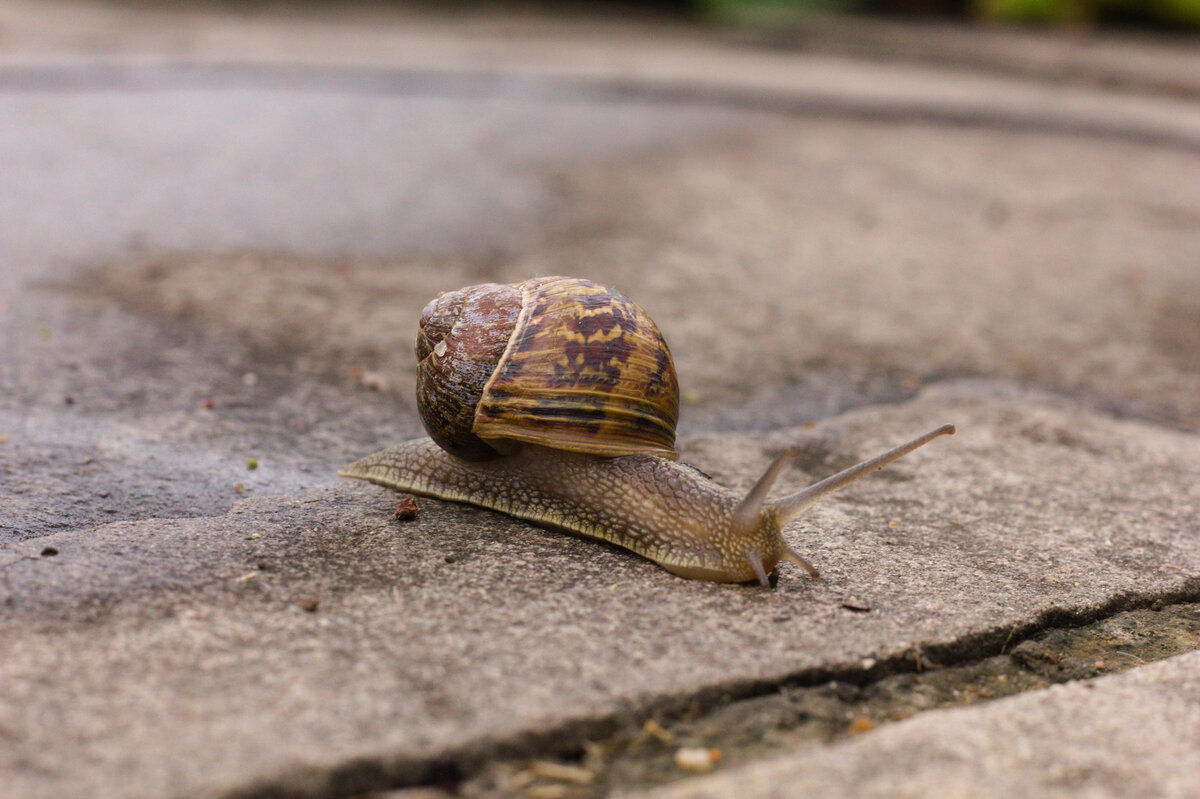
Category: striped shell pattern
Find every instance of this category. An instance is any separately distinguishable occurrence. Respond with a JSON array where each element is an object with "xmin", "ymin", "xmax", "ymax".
[{"xmin": 415, "ymin": 276, "xmax": 680, "ymax": 461}]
